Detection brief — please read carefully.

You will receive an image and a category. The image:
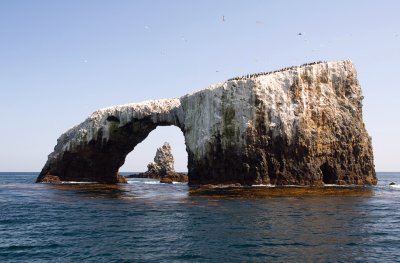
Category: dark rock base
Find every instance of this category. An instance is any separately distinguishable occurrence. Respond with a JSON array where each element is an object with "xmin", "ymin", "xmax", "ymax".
[
  {"xmin": 39, "ymin": 175, "xmax": 61, "ymax": 184},
  {"xmin": 126, "ymin": 172, "xmax": 188, "ymax": 184}
]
